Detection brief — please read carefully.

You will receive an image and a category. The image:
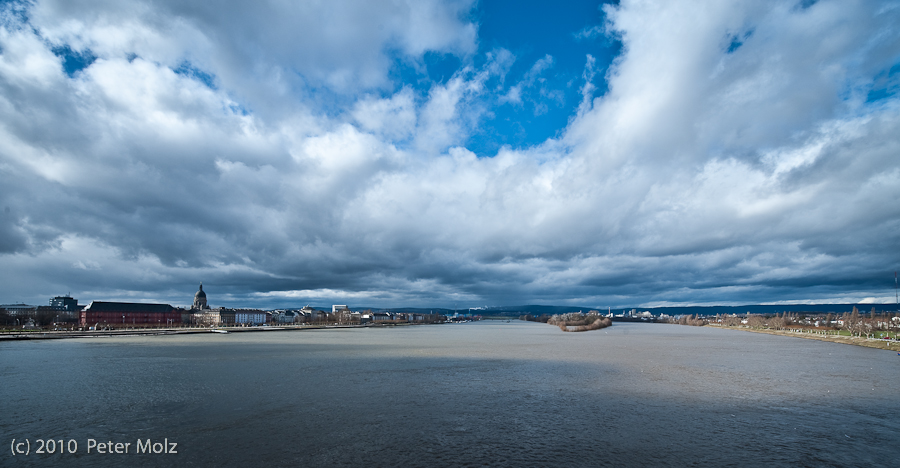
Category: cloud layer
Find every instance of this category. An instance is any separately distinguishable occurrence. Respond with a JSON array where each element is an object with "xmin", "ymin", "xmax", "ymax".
[{"xmin": 1, "ymin": 0, "xmax": 899, "ymax": 308}]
